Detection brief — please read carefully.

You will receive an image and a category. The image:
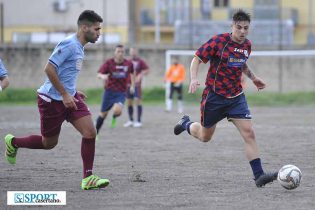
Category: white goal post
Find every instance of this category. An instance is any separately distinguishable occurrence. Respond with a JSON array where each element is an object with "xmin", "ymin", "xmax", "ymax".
[{"xmin": 165, "ymin": 49, "xmax": 315, "ymax": 106}]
